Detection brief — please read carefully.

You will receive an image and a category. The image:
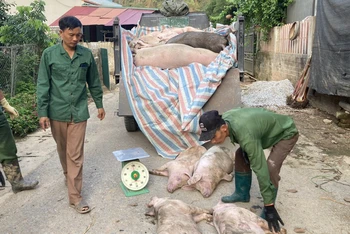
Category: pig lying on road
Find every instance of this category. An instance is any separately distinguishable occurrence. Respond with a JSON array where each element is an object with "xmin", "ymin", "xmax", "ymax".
[
  {"xmin": 149, "ymin": 146, "xmax": 207, "ymax": 193},
  {"xmin": 166, "ymin": 31, "xmax": 229, "ymax": 53},
  {"xmin": 146, "ymin": 196, "xmax": 212, "ymax": 234},
  {"xmin": 211, "ymin": 202, "xmax": 287, "ymax": 234},
  {"xmin": 184, "ymin": 146, "xmax": 234, "ymax": 197}
]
